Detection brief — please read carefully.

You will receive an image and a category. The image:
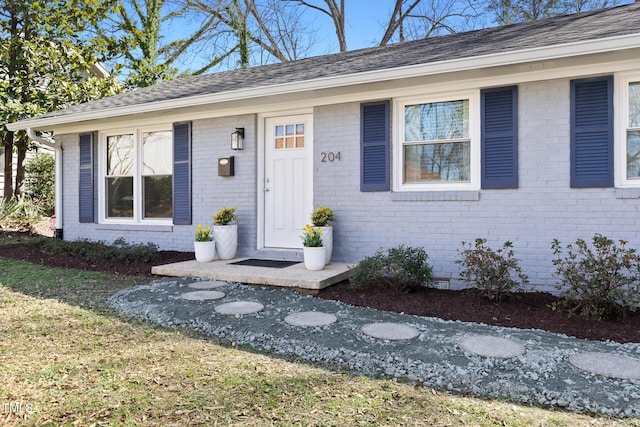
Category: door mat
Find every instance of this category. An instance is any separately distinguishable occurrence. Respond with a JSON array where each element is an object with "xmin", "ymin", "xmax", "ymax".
[{"xmin": 230, "ymin": 258, "xmax": 300, "ymax": 268}]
